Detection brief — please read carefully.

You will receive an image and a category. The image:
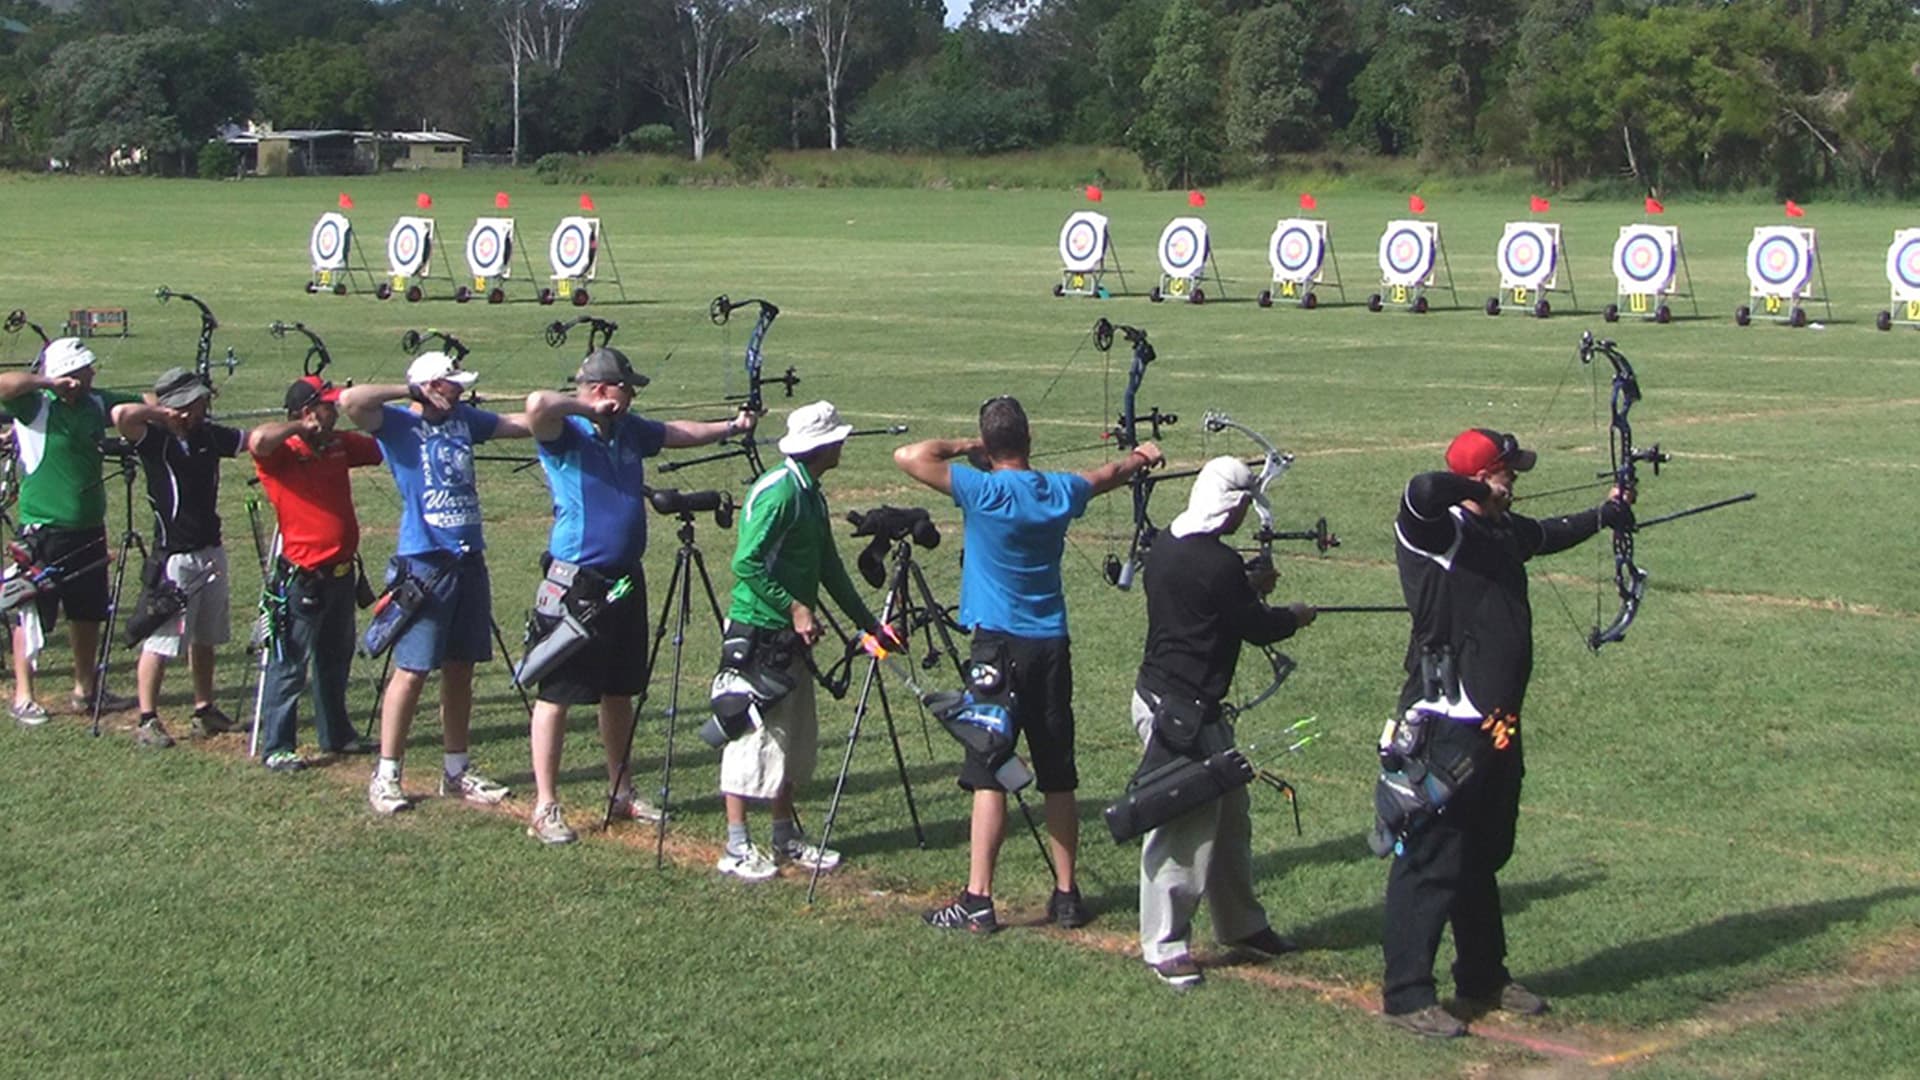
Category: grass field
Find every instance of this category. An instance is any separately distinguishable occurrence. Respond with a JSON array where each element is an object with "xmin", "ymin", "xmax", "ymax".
[{"xmin": 2, "ymin": 171, "xmax": 1919, "ymax": 1077}]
